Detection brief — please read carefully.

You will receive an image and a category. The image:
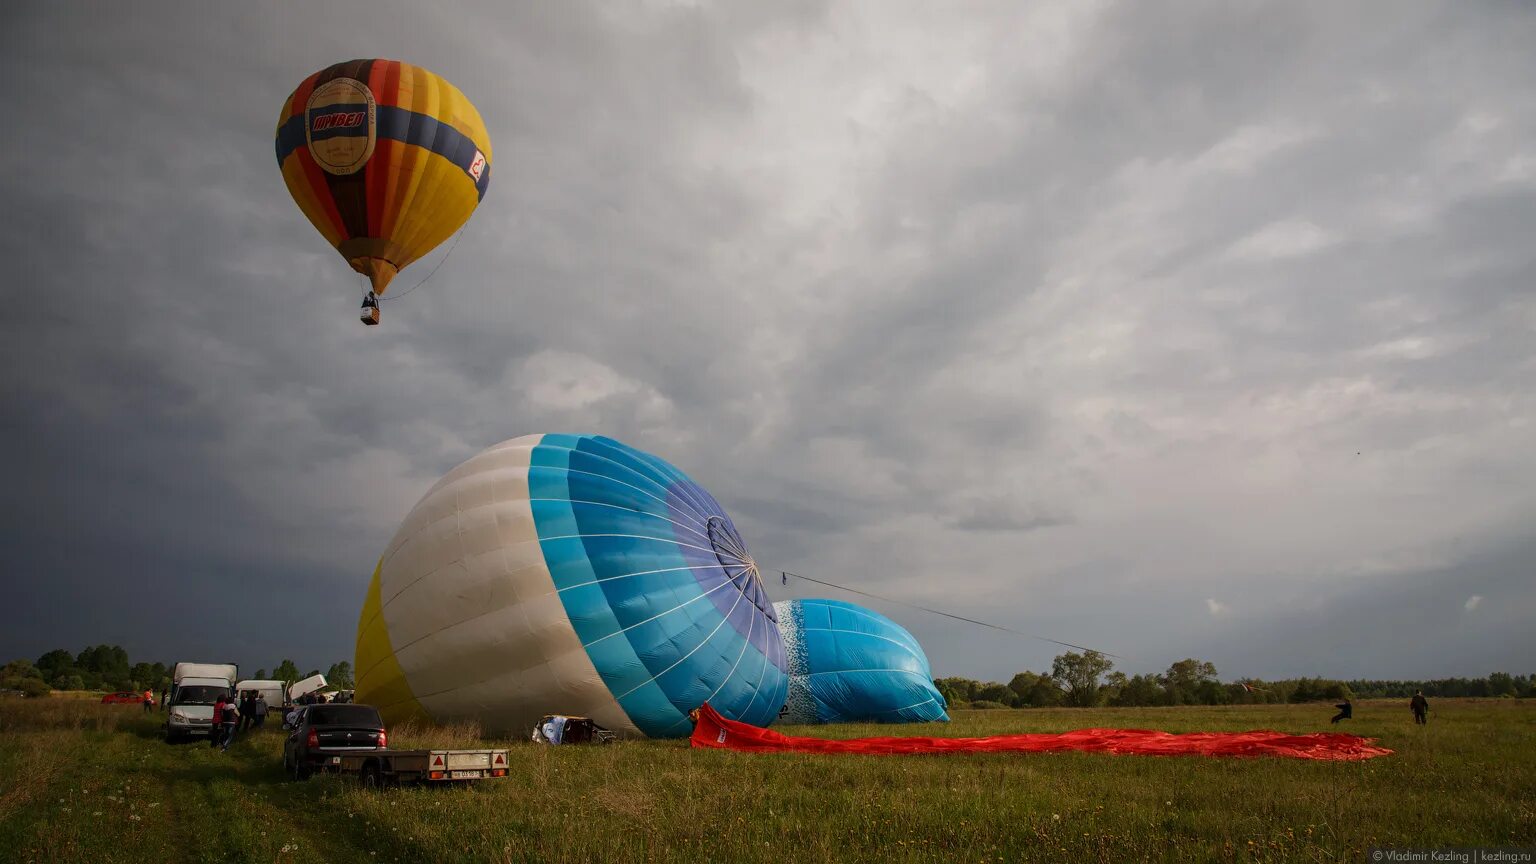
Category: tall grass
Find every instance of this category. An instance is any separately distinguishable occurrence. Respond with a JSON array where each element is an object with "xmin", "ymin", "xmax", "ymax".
[
  {"xmin": 0, "ymin": 698, "xmax": 1530, "ymax": 863},
  {"xmin": 387, "ymin": 718, "xmax": 486, "ymax": 750},
  {"xmin": 0, "ymin": 697, "xmax": 142, "ymax": 733}
]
